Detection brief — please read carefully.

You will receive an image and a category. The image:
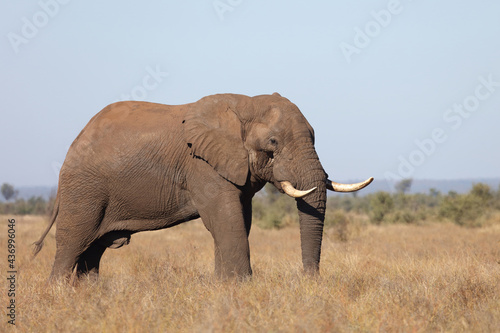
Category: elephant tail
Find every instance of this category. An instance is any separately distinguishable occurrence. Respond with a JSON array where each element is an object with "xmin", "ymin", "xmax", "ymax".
[{"xmin": 32, "ymin": 193, "xmax": 59, "ymax": 257}]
